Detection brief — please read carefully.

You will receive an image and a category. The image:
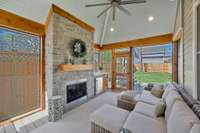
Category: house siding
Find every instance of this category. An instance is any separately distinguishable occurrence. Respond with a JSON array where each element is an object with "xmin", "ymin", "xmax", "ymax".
[
  {"xmin": 174, "ymin": 0, "xmax": 195, "ymax": 96},
  {"xmin": 183, "ymin": 0, "xmax": 194, "ymax": 95}
]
